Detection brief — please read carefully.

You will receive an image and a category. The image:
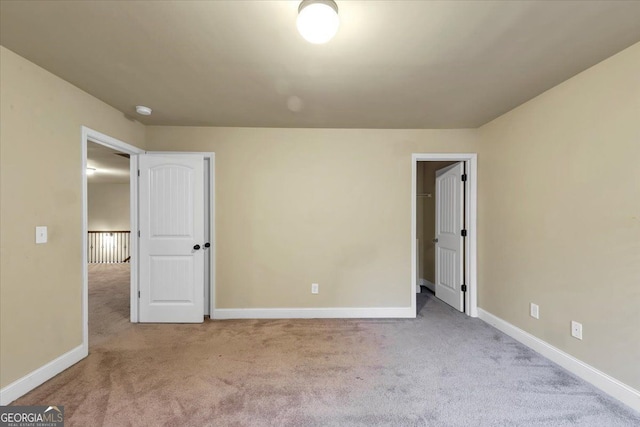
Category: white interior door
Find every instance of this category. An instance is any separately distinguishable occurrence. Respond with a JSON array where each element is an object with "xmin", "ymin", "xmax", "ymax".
[
  {"xmin": 435, "ymin": 162, "xmax": 464, "ymax": 312},
  {"xmin": 139, "ymin": 154, "xmax": 205, "ymax": 323}
]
